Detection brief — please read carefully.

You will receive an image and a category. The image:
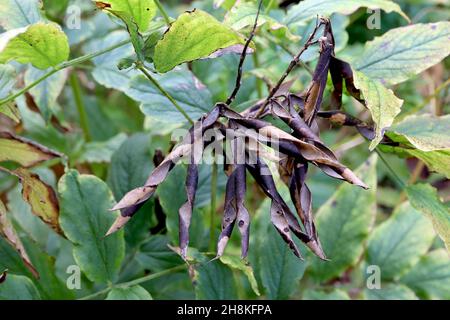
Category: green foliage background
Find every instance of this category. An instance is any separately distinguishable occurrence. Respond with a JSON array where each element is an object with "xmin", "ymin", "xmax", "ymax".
[{"xmin": 0, "ymin": 0, "xmax": 449, "ymax": 300}]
